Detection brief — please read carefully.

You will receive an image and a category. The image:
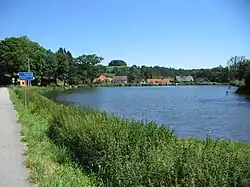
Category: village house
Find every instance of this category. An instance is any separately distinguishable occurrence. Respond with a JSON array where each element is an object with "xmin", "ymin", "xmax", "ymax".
[
  {"xmin": 146, "ymin": 78, "xmax": 174, "ymax": 85},
  {"xmin": 112, "ymin": 76, "xmax": 128, "ymax": 84},
  {"xmin": 93, "ymin": 75, "xmax": 112, "ymax": 83},
  {"xmin": 175, "ymin": 76, "xmax": 194, "ymax": 83}
]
